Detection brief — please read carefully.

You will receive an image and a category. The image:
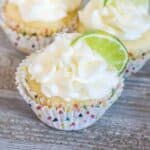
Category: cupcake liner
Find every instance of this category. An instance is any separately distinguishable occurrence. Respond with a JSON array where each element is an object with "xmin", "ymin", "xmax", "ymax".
[
  {"xmin": 0, "ymin": 0, "xmax": 4, "ymax": 24},
  {"xmin": 1, "ymin": 24, "xmax": 54, "ymax": 54},
  {"xmin": 0, "ymin": 2, "xmax": 79, "ymax": 54},
  {"xmin": 16, "ymin": 59, "xmax": 123, "ymax": 131},
  {"xmin": 125, "ymin": 51, "xmax": 150, "ymax": 77},
  {"xmin": 0, "ymin": 21, "xmax": 78, "ymax": 54}
]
